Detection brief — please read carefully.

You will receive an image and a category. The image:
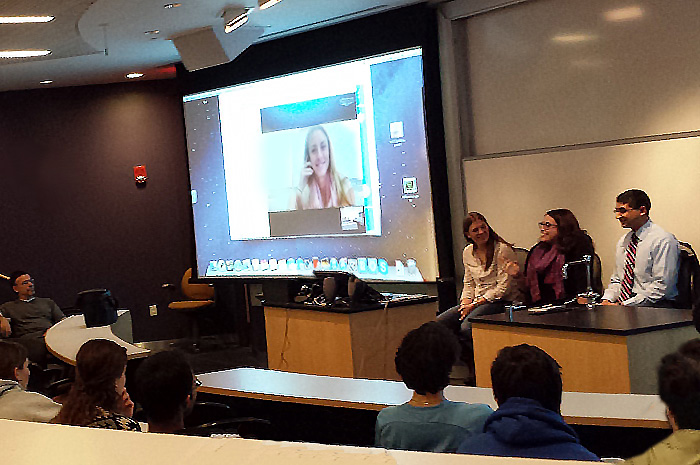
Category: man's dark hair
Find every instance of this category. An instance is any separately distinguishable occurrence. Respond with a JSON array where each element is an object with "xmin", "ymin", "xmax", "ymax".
[
  {"xmin": 394, "ymin": 321, "xmax": 460, "ymax": 395},
  {"xmin": 491, "ymin": 344, "xmax": 563, "ymax": 413},
  {"xmin": 0, "ymin": 341, "xmax": 28, "ymax": 380},
  {"xmin": 8, "ymin": 270, "xmax": 28, "ymax": 289},
  {"xmin": 135, "ymin": 350, "xmax": 194, "ymax": 424},
  {"xmin": 659, "ymin": 340, "xmax": 700, "ymax": 430},
  {"xmin": 616, "ymin": 189, "xmax": 651, "ymax": 212}
]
